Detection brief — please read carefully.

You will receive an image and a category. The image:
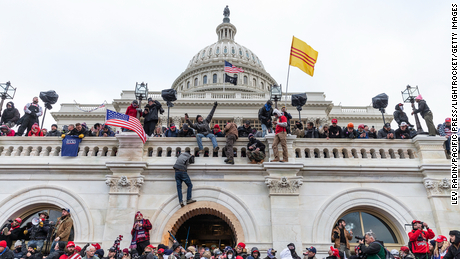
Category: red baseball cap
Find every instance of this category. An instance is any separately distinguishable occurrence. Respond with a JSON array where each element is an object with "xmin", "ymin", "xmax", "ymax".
[
  {"xmin": 67, "ymin": 241, "xmax": 76, "ymax": 248},
  {"xmin": 400, "ymin": 247, "xmax": 409, "ymax": 253},
  {"xmin": 446, "ymin": 118, "xmax": 451, "ymax": 122},
  {"xmin": 412, "ymin": 220, "xmax": 421, "ymax": 224},
  {"xmin": 358, "ymin": 124, "xmax": 365, "ymax": 129},
  {"xmin": 146, "ymin": 245, "xmax": 156, "ymax": 249},
  {"xmin": 435, "ymin": 235, "xmax": 447, "ymax": 242},
  {"xmin": 0, "ymin": 240, "xmax": 7, "ymax": 248},
  {"xmin": 14, "ymin": 218, "xmax": 22, "ymax": 224},
  {"xmin": 330, "ymin": 246, "xmax": 339, "ymax": 257},
  {"xmin": 331, "ymin": 119, "xmax": 338, "ymax": 124},
  {"xmin": 237, "ymin": 242, "xmax": 246, "ymax": 249},
  {"xmin": 158, "ymin": 249, "xmax": 165, "ymax": 254},
  {"xmin": 76, "ymin": 246, "xmax": 82, "ymax": 252}
]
